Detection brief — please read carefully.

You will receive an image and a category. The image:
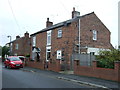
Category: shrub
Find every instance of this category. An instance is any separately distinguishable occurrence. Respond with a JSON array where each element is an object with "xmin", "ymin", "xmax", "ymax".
[{"xmin": 96, "ymin": 49, "xmax": 120, "ymax": 69}]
